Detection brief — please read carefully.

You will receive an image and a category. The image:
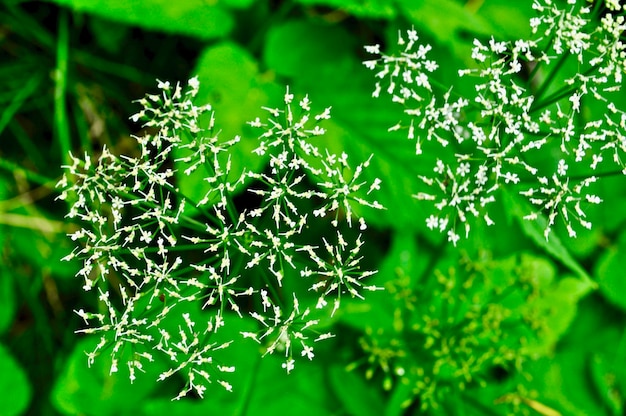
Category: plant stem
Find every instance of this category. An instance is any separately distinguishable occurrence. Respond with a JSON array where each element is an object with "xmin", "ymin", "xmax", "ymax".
[
  {"xmin": 533, "ymin": 52, "xmax": 569, "ymax": 102},
  {"xmin": 234, "ymin": 352, "xmax": 263, "ymax": 416},
  {"xmin": 0, "ymin": 157, "xmax": 55, "ymax": 186},
  {"xmin": 54, "ymin": 9, "xmax": 71, "ymax": 167}
]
